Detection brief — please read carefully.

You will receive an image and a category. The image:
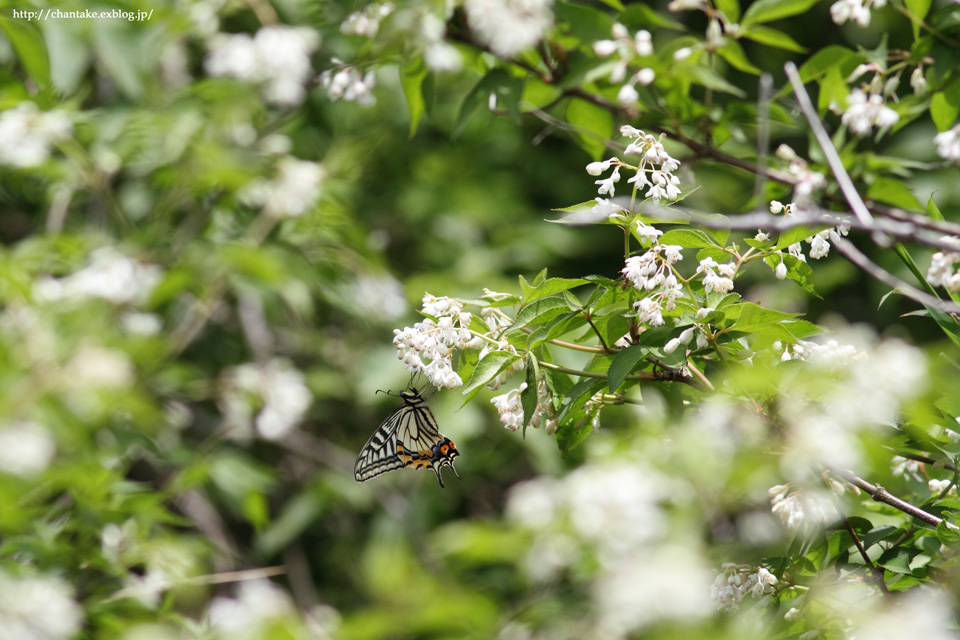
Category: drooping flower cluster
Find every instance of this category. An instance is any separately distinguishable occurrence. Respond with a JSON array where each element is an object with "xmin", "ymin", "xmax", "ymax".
[
  {"xmin": 776, "ymin": 145, "xmax": 826, "ymax": 201},
  {"xmin": 830, "ymin": 0, "xmax": 886, "ymax": 27},
  {"xmin": 491, "ymin": 378, "xmax": 557, "ymax": 434},
  {"xmin": 588, "ymin": 127, "xmax": 682, "ymax": 214},
  {"xmin": 464, "ymin": 0, "xmax": 554, "ymax": 57},
  {"xmin": 220, "ymin": 358, "xmax": 313, "ymax": 440},
  {"xmin": 925, "ymin": 237, "xmax": 960, "ymax": 292},
  {"xmin": 621, "ymin": 235, "xmax": 685, "ymax": 326},
  {"xmin": 240, "ymin": 157, "xmax": 325, "ymax": 218},
  {"xmin": 696, "ymin": 257, "xmax": 736, "ymax": 294},
  {"xmin": 841, "ymin": 88, "xmax": 899, "ymax": 136},
  {"xmin": 710, "ymin": 564, "xmax": 778, "ymax": 613},
  {"xmin": 340, "ymin": 2, "xmax": 394, "ymax": 38},
  {"xmin": 205, "ymin": 26, "xmax": 320, "ymax": 106},
  {"xmin": 34, "ymin": 247, "xmax": 163, "ymax": 306},
  {"xmin": 393, "ymin": 294, "xmax": 484, "ymax": 389},
  {"xmin": 934, "ymin": 124, "xmax": 960, "ymax": 162},
  {"xmin": 592, "ymin": 23, "xmax": 655, "ymax": 105},
  {"xmin": 891, "ymin": 454, "xmax": 924, "ymax": 481},
  {"xmin": 0, "ymin": 102, "xmax": 73, "ymax": 168},
  {"xmin": 768, "ymin": 199, "xmax": 849, "ymax": 264},
  {"xmin": 318, "ymin": 62, "xmax": 378, "ymax": 107}
]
